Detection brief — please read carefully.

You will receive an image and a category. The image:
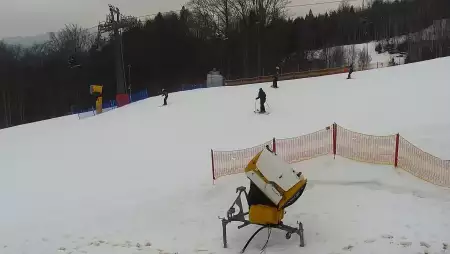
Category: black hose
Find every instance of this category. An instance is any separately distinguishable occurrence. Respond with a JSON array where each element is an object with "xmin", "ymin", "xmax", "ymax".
[
  {"xmin": 260, "ymin": 228, "xmax": 272, "ymax": 254},
  {"xmin": 241, "ymin": 225, "xmax": 269, "ymax": 253}
]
